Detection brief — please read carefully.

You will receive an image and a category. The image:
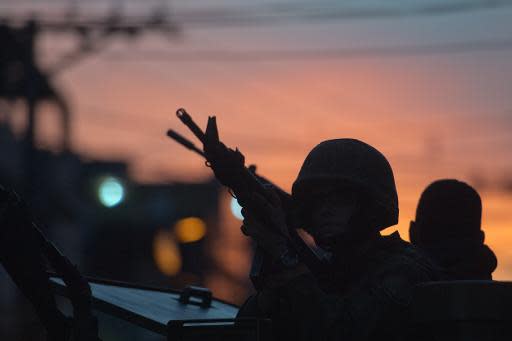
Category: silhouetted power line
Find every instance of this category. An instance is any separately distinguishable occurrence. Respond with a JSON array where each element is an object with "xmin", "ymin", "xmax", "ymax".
[
  {"xmin": 171, "ymin": 0, "xmax": 512, "ymax": 28},
  {"xmin": 103, "ymin": 39, "xmax": 512, "ymax": 62},
  {"xmin": 3, "ymin": 0, "xmax": 511, "ymax": 29}
]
